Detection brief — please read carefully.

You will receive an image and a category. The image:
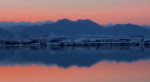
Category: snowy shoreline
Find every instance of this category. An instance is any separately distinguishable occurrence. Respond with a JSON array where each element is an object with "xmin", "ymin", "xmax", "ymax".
[{"xmin": 0, "ymin": 36, "xmax": 150, "ymax": 46}]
